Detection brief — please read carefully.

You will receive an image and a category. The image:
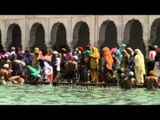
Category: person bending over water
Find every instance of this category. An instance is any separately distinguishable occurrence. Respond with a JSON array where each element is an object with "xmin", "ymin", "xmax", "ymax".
[
  {"xmin": 53, "ymin": 56, "xmax": 78, "ymax": 84},
  {"xmin": 38, "ymin": 59, "xmax": 53, "ymax": 82}
]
